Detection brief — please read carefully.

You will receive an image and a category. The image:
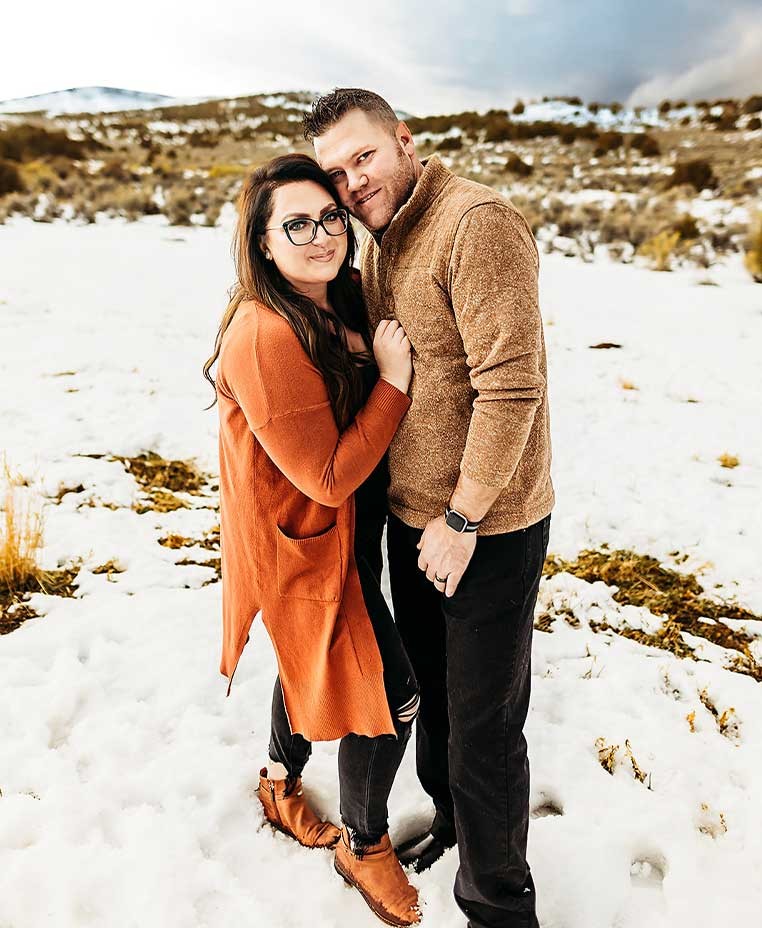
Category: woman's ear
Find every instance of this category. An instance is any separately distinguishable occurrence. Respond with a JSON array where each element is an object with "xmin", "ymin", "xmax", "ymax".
[{"xmin": 257, "ymin": 235, "xmax": 271, "ymax": 261}]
